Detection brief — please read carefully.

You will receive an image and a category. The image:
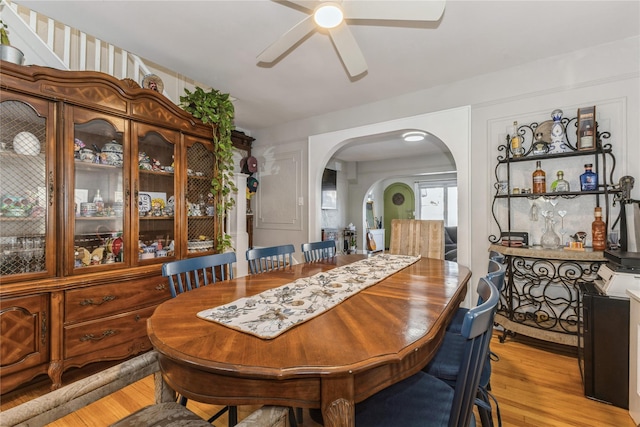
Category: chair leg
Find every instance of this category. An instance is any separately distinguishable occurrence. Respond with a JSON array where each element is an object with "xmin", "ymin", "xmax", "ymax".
[
  {"xmin": 288, "ymin": 407, "xmax": 298, "ymax": 427},
  {"xmin": 477, "ymin": 386, "xmax": 502, "ymax": 427},
  {"xmin": 478, "ymin": 403, "xmax": 493, "ymax": 427},
  {"xmin": 228, "ymin": 405, "xmax": 238, "ymax": 426},
  {"xmin": 206, "ymin": 405, "xmax": 230, "ymax": 423},
  {"xmin": 295, "ymin": 407, "xmax": 303, "ymax": 423}
]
